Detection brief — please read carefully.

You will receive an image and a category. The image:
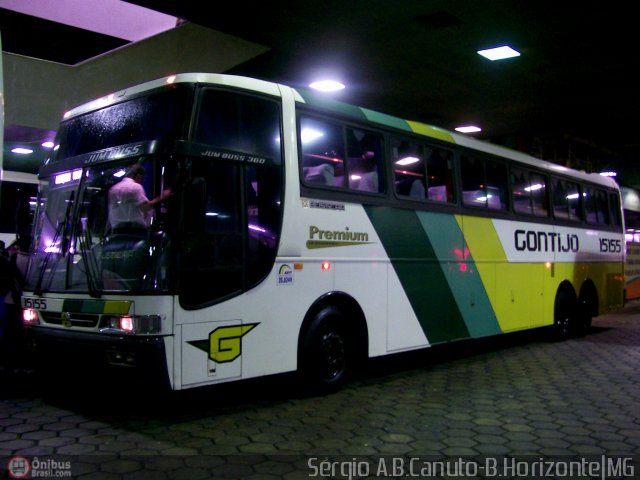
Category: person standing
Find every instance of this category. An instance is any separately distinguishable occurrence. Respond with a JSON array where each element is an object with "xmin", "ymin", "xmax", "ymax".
[
  {"xmin": 1, "ymin": 238, "xmax": 28, "ymax": 371},
  {"xmin": 108, "ymin": 164, "xmax": 171, "ymax": 230}
]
